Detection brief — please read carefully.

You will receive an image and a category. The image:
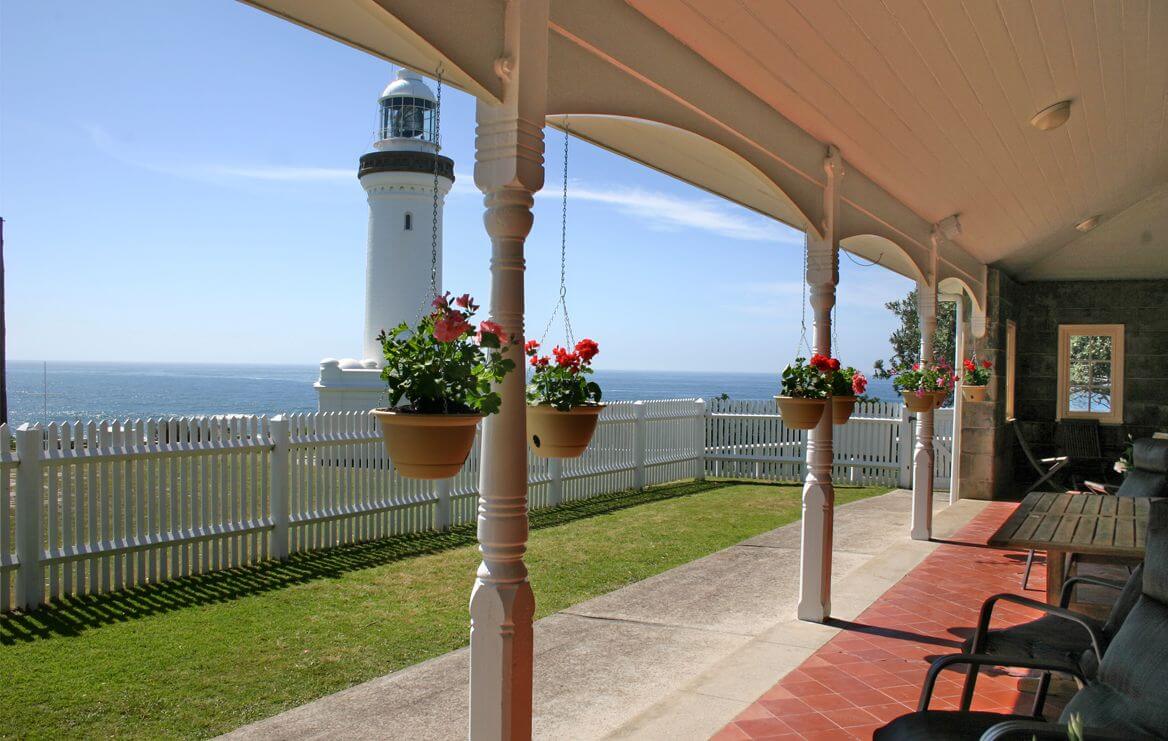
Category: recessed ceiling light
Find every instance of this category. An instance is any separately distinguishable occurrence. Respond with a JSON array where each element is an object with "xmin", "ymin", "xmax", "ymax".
[
  {"xmin": 1030, "ymin": 100, "xmax": 1072, "ymax": 131},
  {"xmin": 1075, "ymin": 215, "xmax": 1101, "ymax": 232}
]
